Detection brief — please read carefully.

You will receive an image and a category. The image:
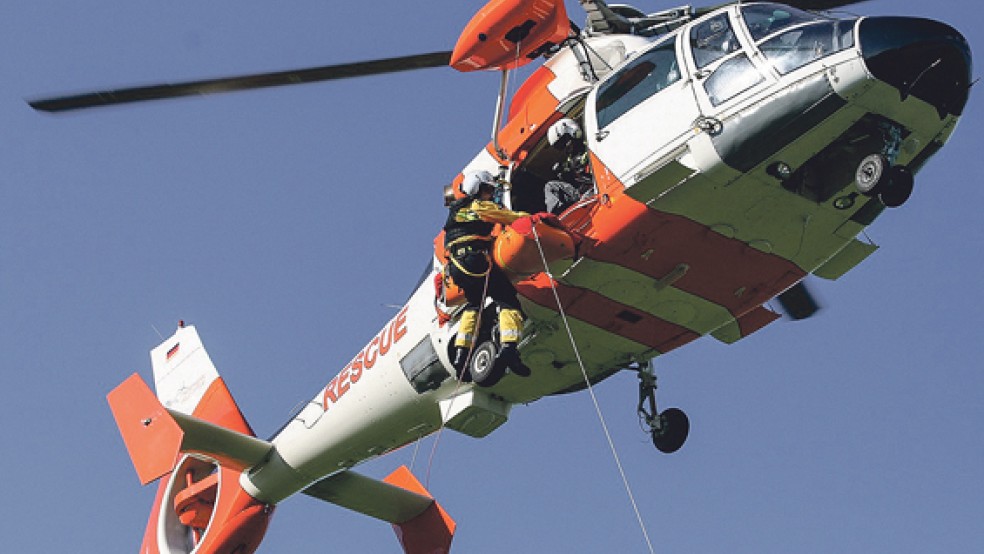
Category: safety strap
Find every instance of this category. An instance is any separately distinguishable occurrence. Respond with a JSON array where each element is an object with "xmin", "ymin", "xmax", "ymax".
[
  {"xmin": 445, "ymin": 234, "xmax": 492, "ymax": 249},
  {"xmin": 448, "ymin": 251, "xmax": 491, "ymax": 278}
]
